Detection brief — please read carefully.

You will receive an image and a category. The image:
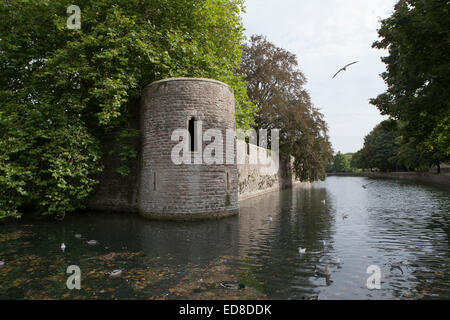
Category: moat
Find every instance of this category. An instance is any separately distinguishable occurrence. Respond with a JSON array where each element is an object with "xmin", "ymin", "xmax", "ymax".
[{"xmin": 1, "ymin": 176, "xmax": 449, "ymax": 300}]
